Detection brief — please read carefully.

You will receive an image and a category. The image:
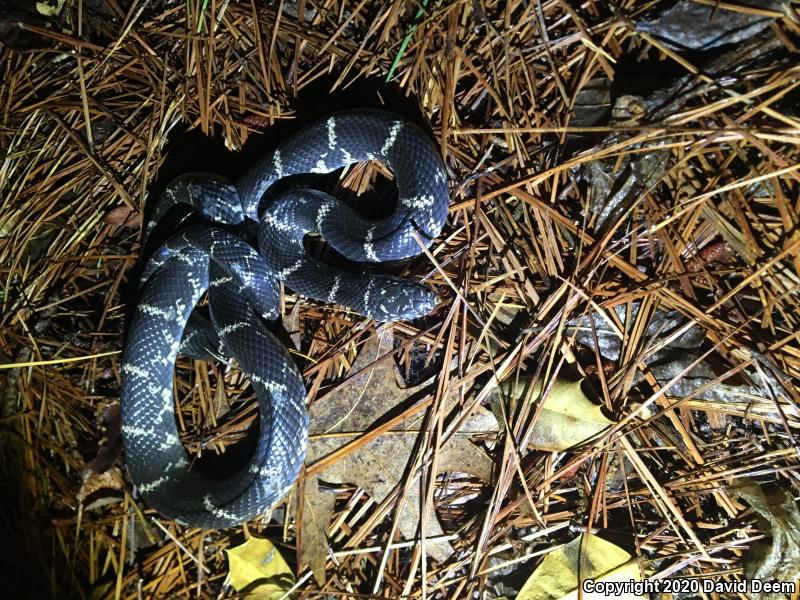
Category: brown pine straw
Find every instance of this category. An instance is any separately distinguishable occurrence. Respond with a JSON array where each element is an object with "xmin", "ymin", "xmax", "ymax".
[{"xmin": 1, "ymin": 0, "xmax": 799, "ymax": 598}]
